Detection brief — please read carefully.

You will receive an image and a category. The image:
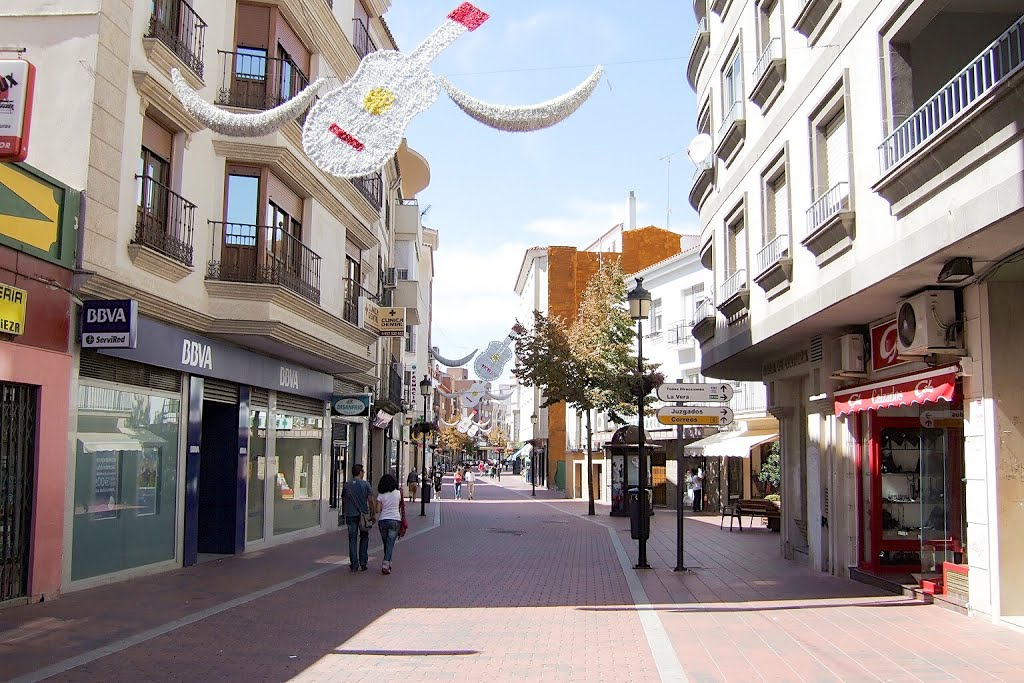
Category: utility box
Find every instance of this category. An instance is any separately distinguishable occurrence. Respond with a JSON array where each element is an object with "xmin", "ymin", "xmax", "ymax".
[{"xmin": 629, "ymin": 487, "xmax": 653, "ymax": 540}]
